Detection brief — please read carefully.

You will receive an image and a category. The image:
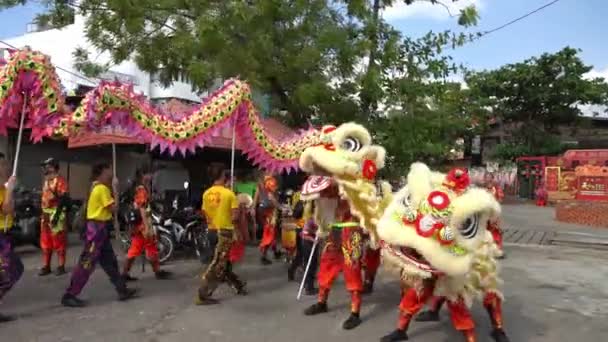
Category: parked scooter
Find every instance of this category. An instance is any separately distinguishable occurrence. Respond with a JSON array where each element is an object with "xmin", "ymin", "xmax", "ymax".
[
  {"xmin": 156, "ymin": 195, "xmax": 209, "ymax": 263},
  {"xmin": 10, "ymin": 187, "xmax": 41, "ymax": 248}
]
